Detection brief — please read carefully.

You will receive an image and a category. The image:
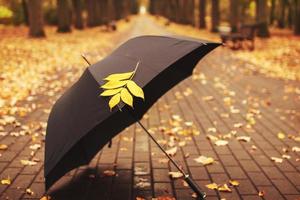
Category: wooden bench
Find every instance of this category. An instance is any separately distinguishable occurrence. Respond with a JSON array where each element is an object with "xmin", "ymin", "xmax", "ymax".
[{"xmin": 220, "ymin": 24, "xmax": 258, "ymax": 50}]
